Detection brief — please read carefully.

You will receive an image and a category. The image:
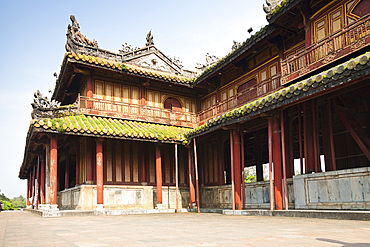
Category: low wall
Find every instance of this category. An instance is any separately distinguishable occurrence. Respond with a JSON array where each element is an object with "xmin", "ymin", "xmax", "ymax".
[
  {"xmin": 58, "ymin": 185, "xmax": 189, "ymax": 210},
  {"xmin": 200, "ymin": 179, "xmax": 294, "ymax": 209},
  {"xmin": 293, "ymin": 167, "xmax": 370, "ymax": 210}
]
